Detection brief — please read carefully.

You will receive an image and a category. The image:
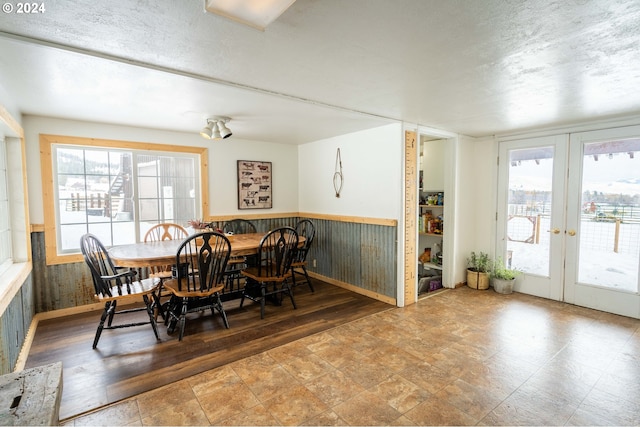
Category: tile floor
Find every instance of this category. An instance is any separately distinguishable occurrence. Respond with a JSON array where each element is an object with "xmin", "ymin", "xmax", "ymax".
[{"xmin": 64, "ymin": 287, "xmax": 640, "ymax": 426}]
